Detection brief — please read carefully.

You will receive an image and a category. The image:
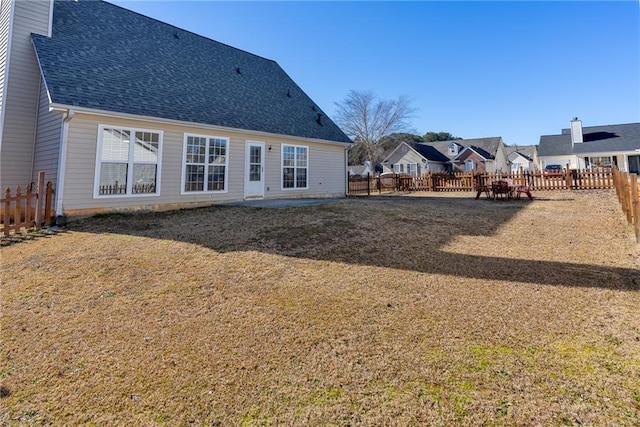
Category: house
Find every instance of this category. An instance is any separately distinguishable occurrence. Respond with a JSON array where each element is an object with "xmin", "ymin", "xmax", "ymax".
[
  {"xmin": 424, "ymin": 137, "xmax": 511, "ymax": 172},
  {"xmin": 506, "ymin": 145, "xmax": 539, "ymax": 172},
  {"xmin": 348, "ymin": 161, "xmax": 374, "ymax": 177},
  {"xmin": 0, "ymin": 0, "xmax": 352, "ymax": 220},
  {"xmin": 380, "ymin": 142, "xmax": 449, "ymax": 175},
  {"xmin": 538, "ymin": 118, "xmax": 640, "ymax": 173}
]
